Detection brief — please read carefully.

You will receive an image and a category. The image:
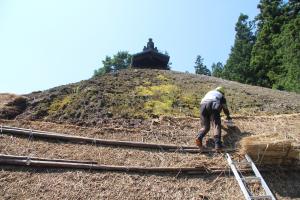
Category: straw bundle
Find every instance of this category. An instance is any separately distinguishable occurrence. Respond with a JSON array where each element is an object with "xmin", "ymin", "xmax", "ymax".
[{"xmin": 240, "ymin": 134, "xmax": 300, "ymax": 166}]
